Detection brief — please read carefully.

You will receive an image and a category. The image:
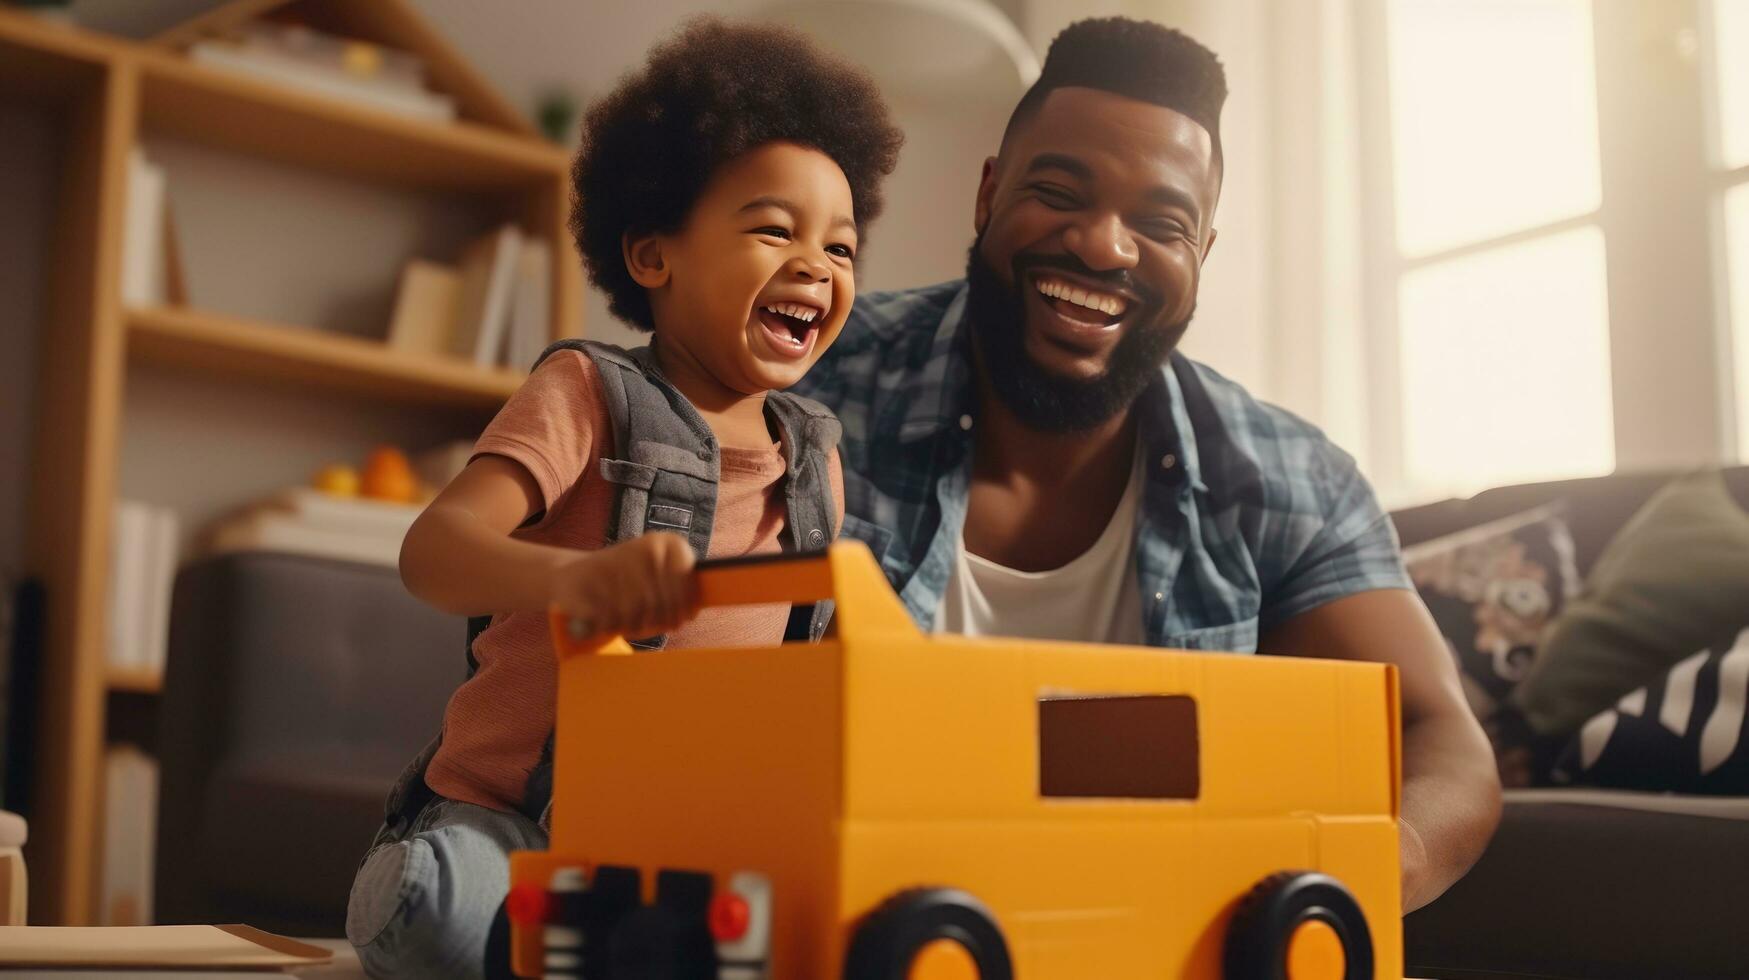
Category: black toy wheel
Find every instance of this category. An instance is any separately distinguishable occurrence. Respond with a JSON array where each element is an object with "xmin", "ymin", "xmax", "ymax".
[
  {"xmin": 843, "ymin": 888, "xmax": 1014, "ymax": 980},
  {"xmin": 1223, "ymin": 871, "xmax": 1373, "ymax": 980},
  {"xmin": 607, "ymin": 903, "xmax": 692, "ymax": 980}
]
